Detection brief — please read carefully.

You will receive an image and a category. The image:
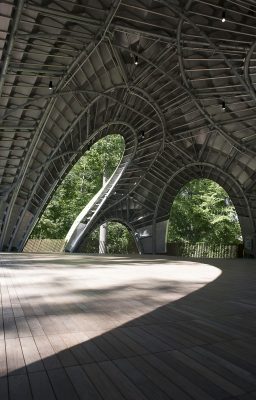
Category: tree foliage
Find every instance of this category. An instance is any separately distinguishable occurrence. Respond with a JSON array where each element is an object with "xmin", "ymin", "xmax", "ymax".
[
  {"xmin": 168, "ymin": 179, "xmax": 242, "ymax": 245},
  {"xmin": 31, "ymin": 134, "xmax": 125, "ymax": 239},
  {"xmin": 31, "ymin": 135, "xmax": 242, "ymax": 251},
  {"xmin": 81, "ymin": 223, "xmax": 138, "ymax": 254}
]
